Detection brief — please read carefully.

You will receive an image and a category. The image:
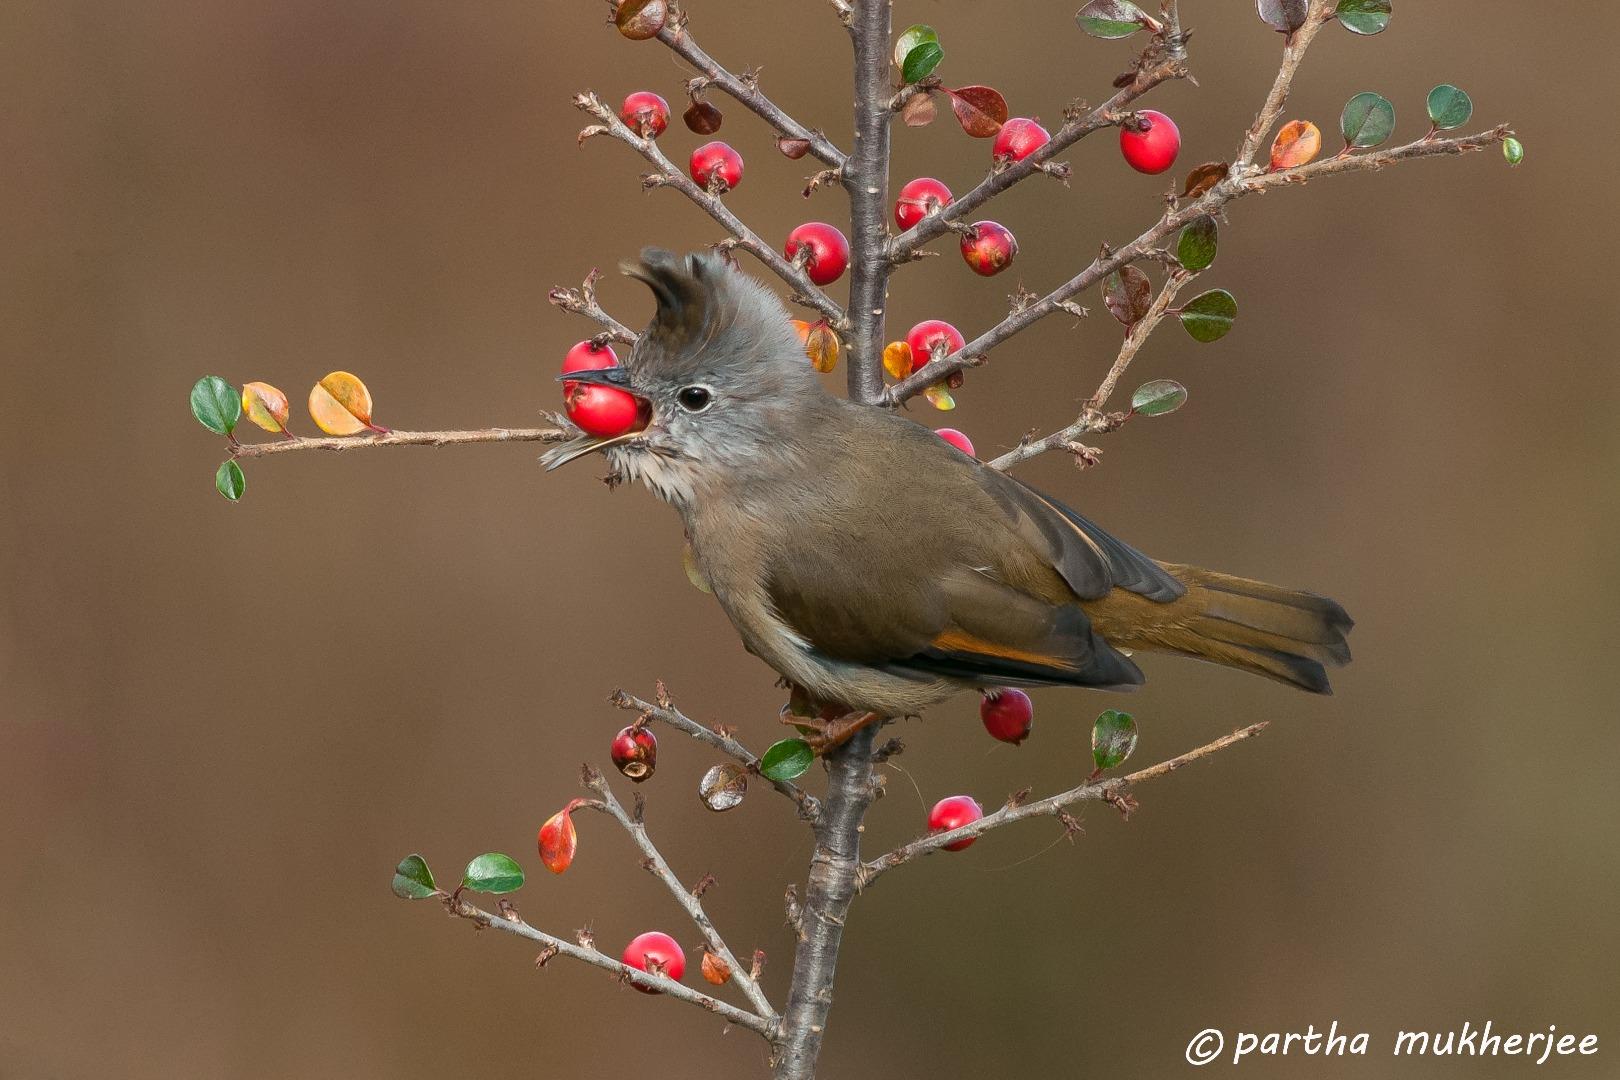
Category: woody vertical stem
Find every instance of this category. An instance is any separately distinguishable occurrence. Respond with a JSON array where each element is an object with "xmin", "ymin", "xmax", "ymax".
[
  {"xmin": 773, "ymin": 726, "xmax": 878, "ymax": 1079},
  {"xmin": 844, "ymin": 0, "xmax": 893, "ymax": 406}
]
